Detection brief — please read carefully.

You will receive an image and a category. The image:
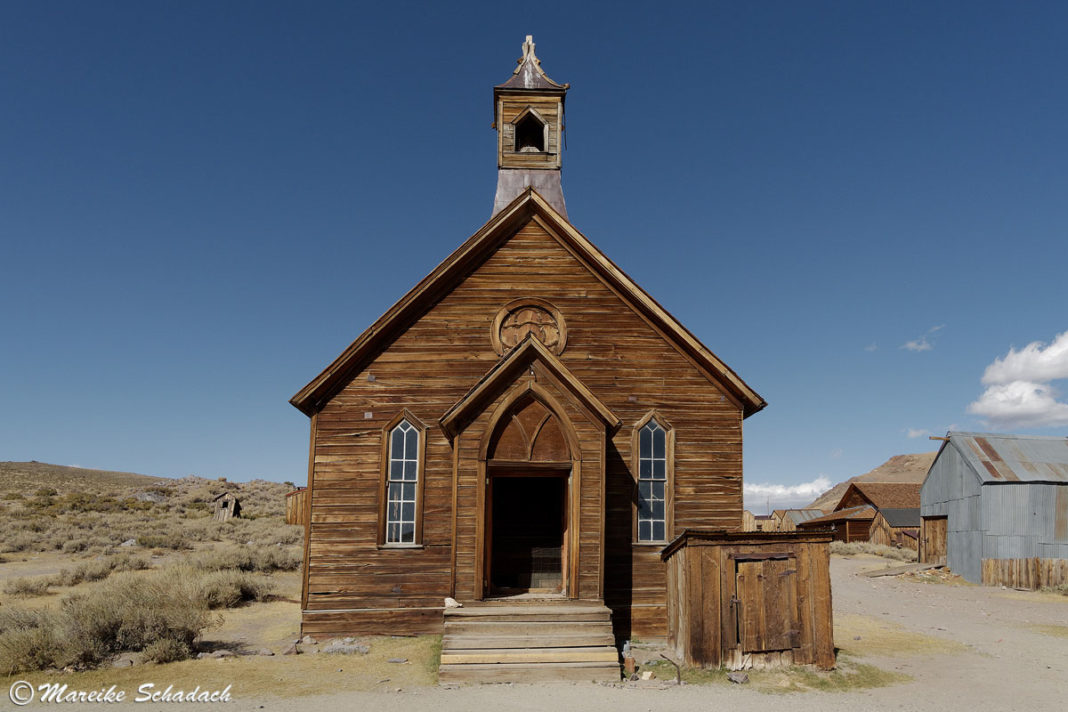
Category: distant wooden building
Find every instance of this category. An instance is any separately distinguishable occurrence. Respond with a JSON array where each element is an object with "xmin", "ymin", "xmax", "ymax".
[
  {"xmin": 770, "ymin": 508, "xmax": 824, "ymax": 532},
  {"xmin": 663, "ymin": 531, "xmax": 834, "ymax": 670},
  {"xmin": 834, "ymin": 482, "xmax": 921, "ymax": 512},
  {"xmin": 212, "ymin": 492, "xmax": 241, "ymax": 521},
  {"xmin": 868, "ymin": 508, "xmax": 920, "ymax": 551},
  {"xmin": 285, "ymin": 488, "xmax": 308, "ymax": 526},
  {"xmin": 290, "ymin": 36, "xmax": 767, "ymax": 661},
  {"xmin": 921, "ymin": 432, "xmax": 1068, "ymax": 588},
  {"xmin": 796, "ymin": 505, "xmax": 875, "ymax": 542}
]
